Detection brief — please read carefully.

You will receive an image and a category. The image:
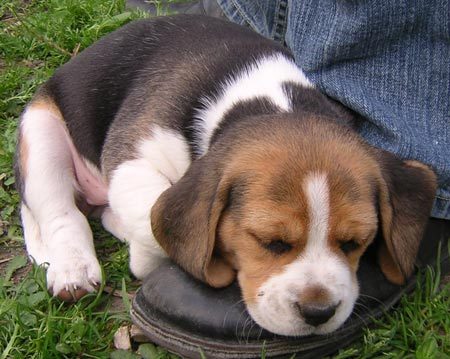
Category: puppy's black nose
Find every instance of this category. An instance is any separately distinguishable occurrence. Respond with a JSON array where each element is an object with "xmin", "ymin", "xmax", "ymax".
[{"xmin": 296, "ymin": 303, "xmax": 338, "ymax": 326}]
